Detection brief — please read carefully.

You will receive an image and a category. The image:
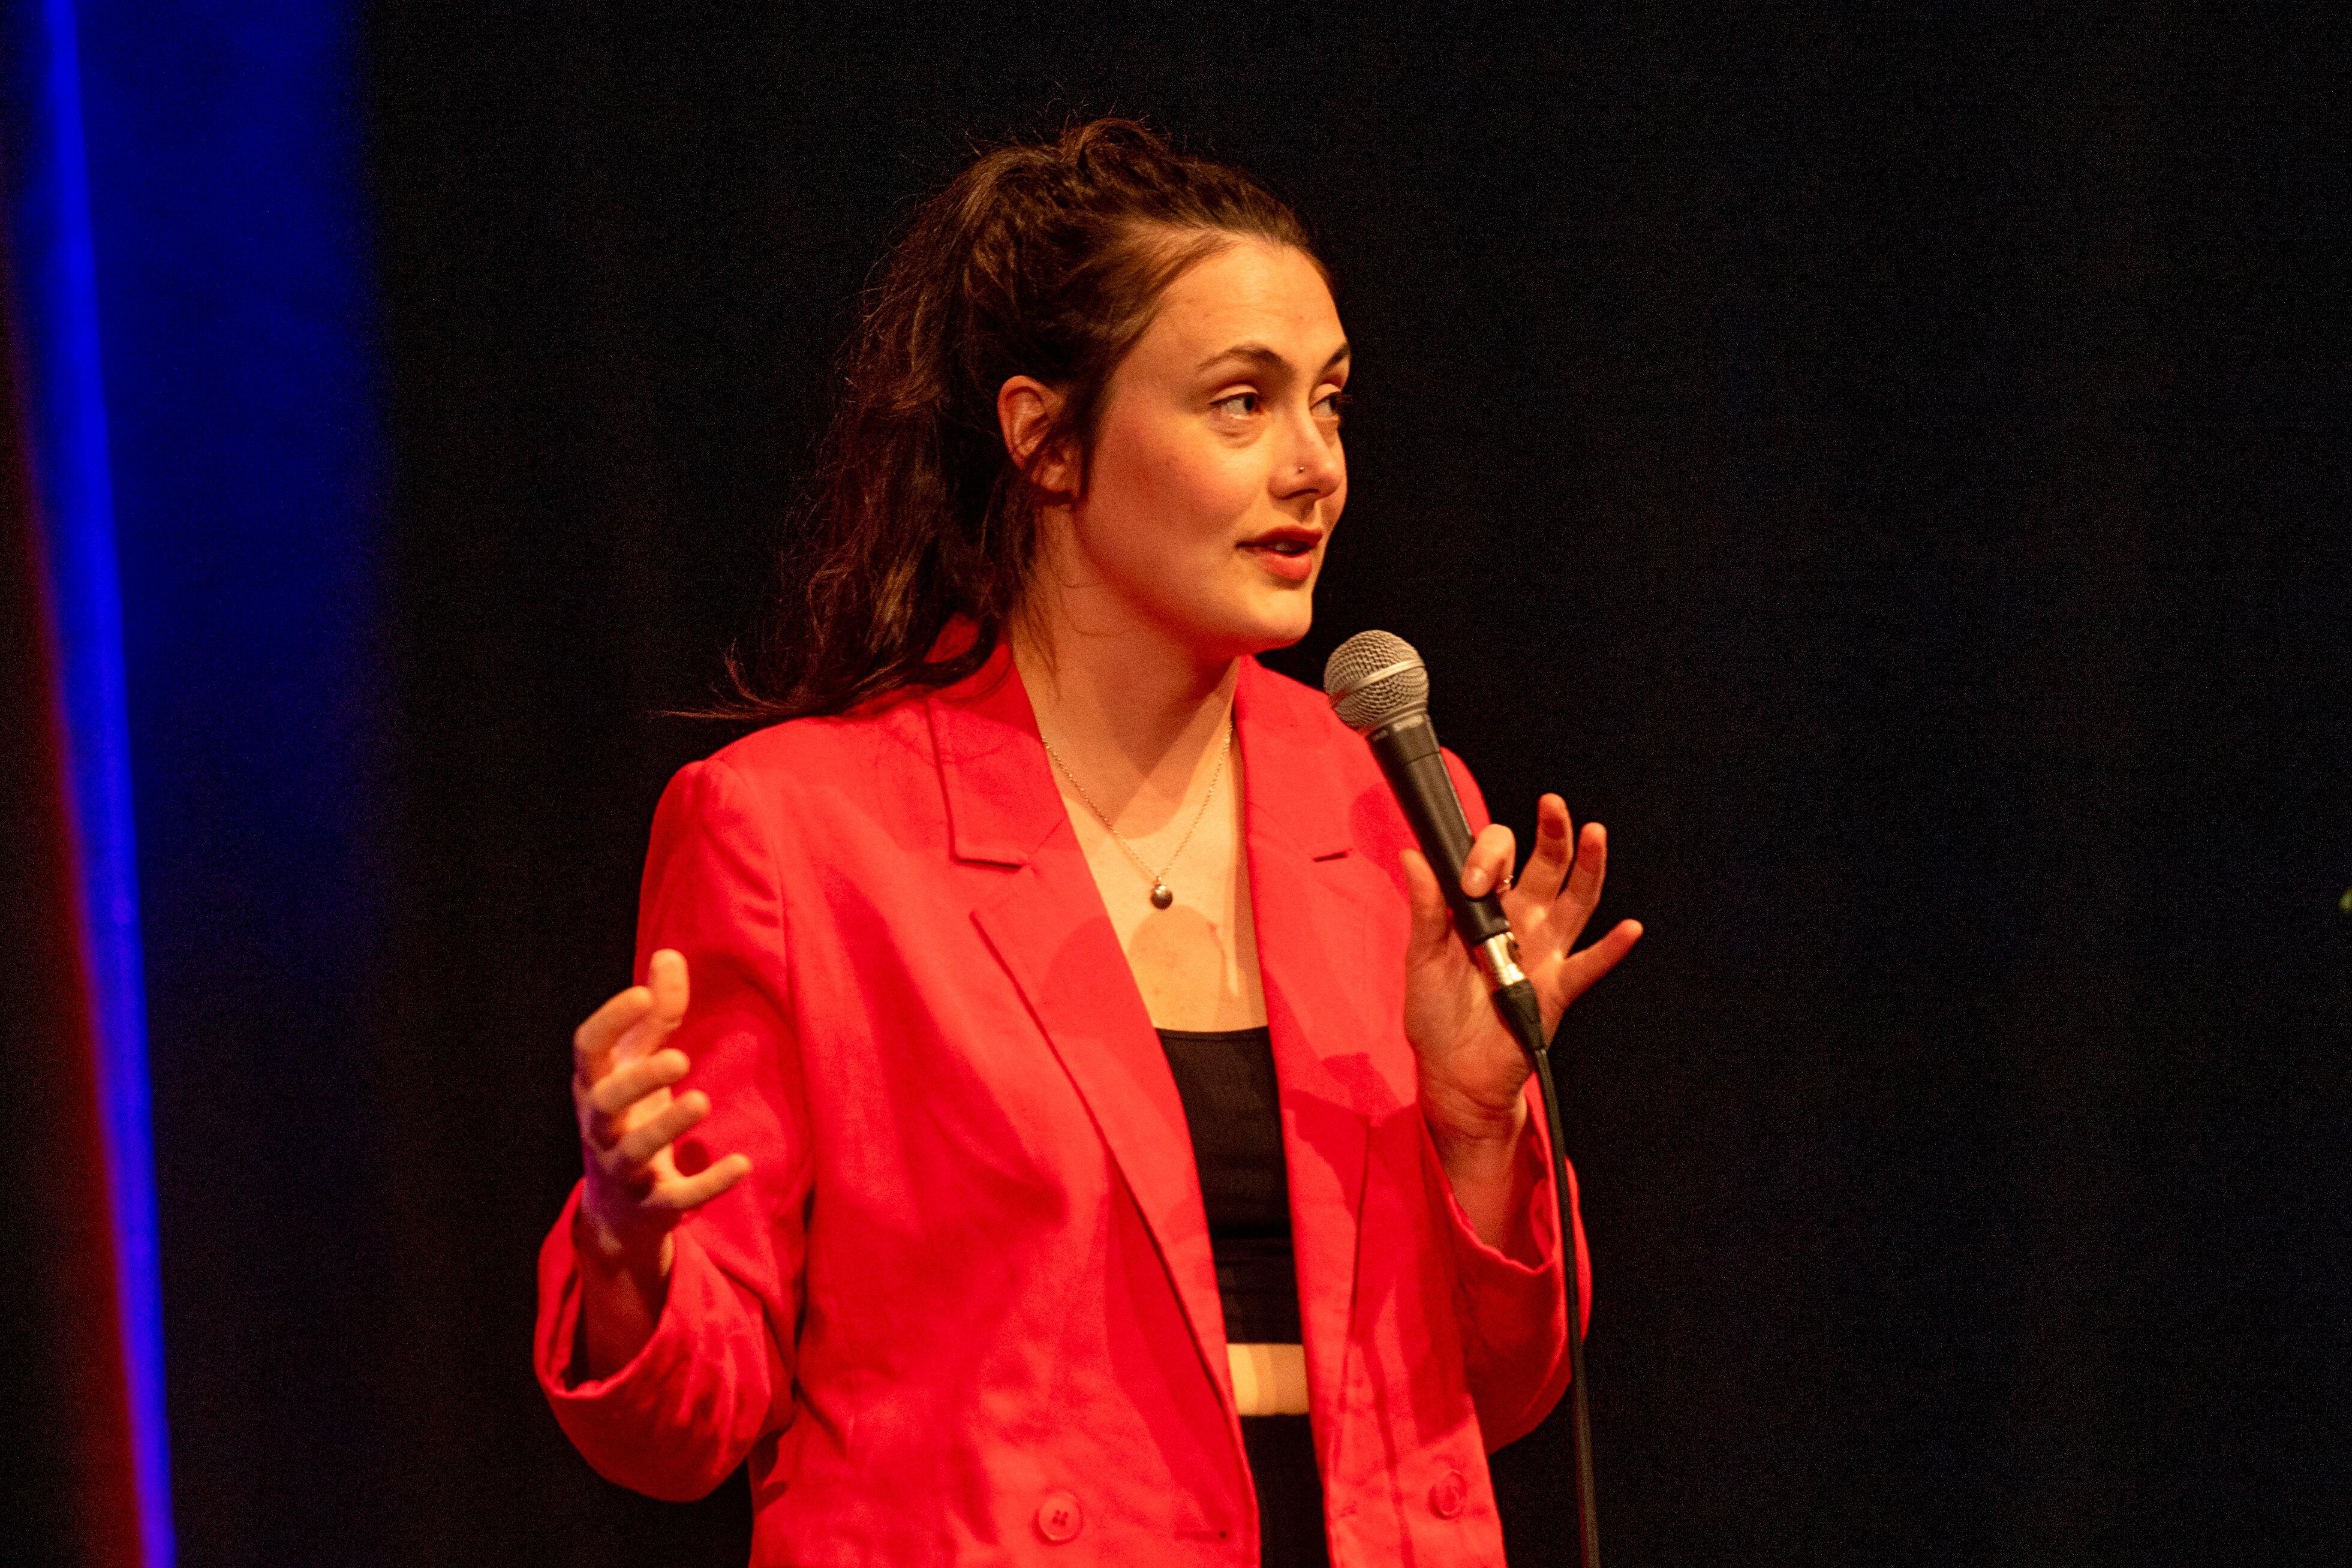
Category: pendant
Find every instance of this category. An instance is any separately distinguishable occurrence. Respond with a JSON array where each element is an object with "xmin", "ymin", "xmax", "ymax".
[{"xmin": 1149, "ymin": 880, "xmax": 1174, "ymax": 910}]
